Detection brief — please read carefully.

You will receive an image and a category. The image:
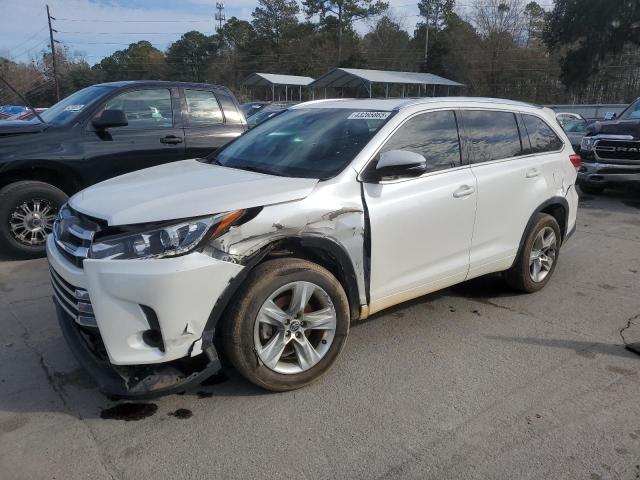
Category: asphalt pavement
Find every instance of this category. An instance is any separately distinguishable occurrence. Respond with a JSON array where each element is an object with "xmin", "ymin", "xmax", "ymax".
[{"xmin": 1, "ymin": 188, "xmax": 639, "ymax": 480}]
